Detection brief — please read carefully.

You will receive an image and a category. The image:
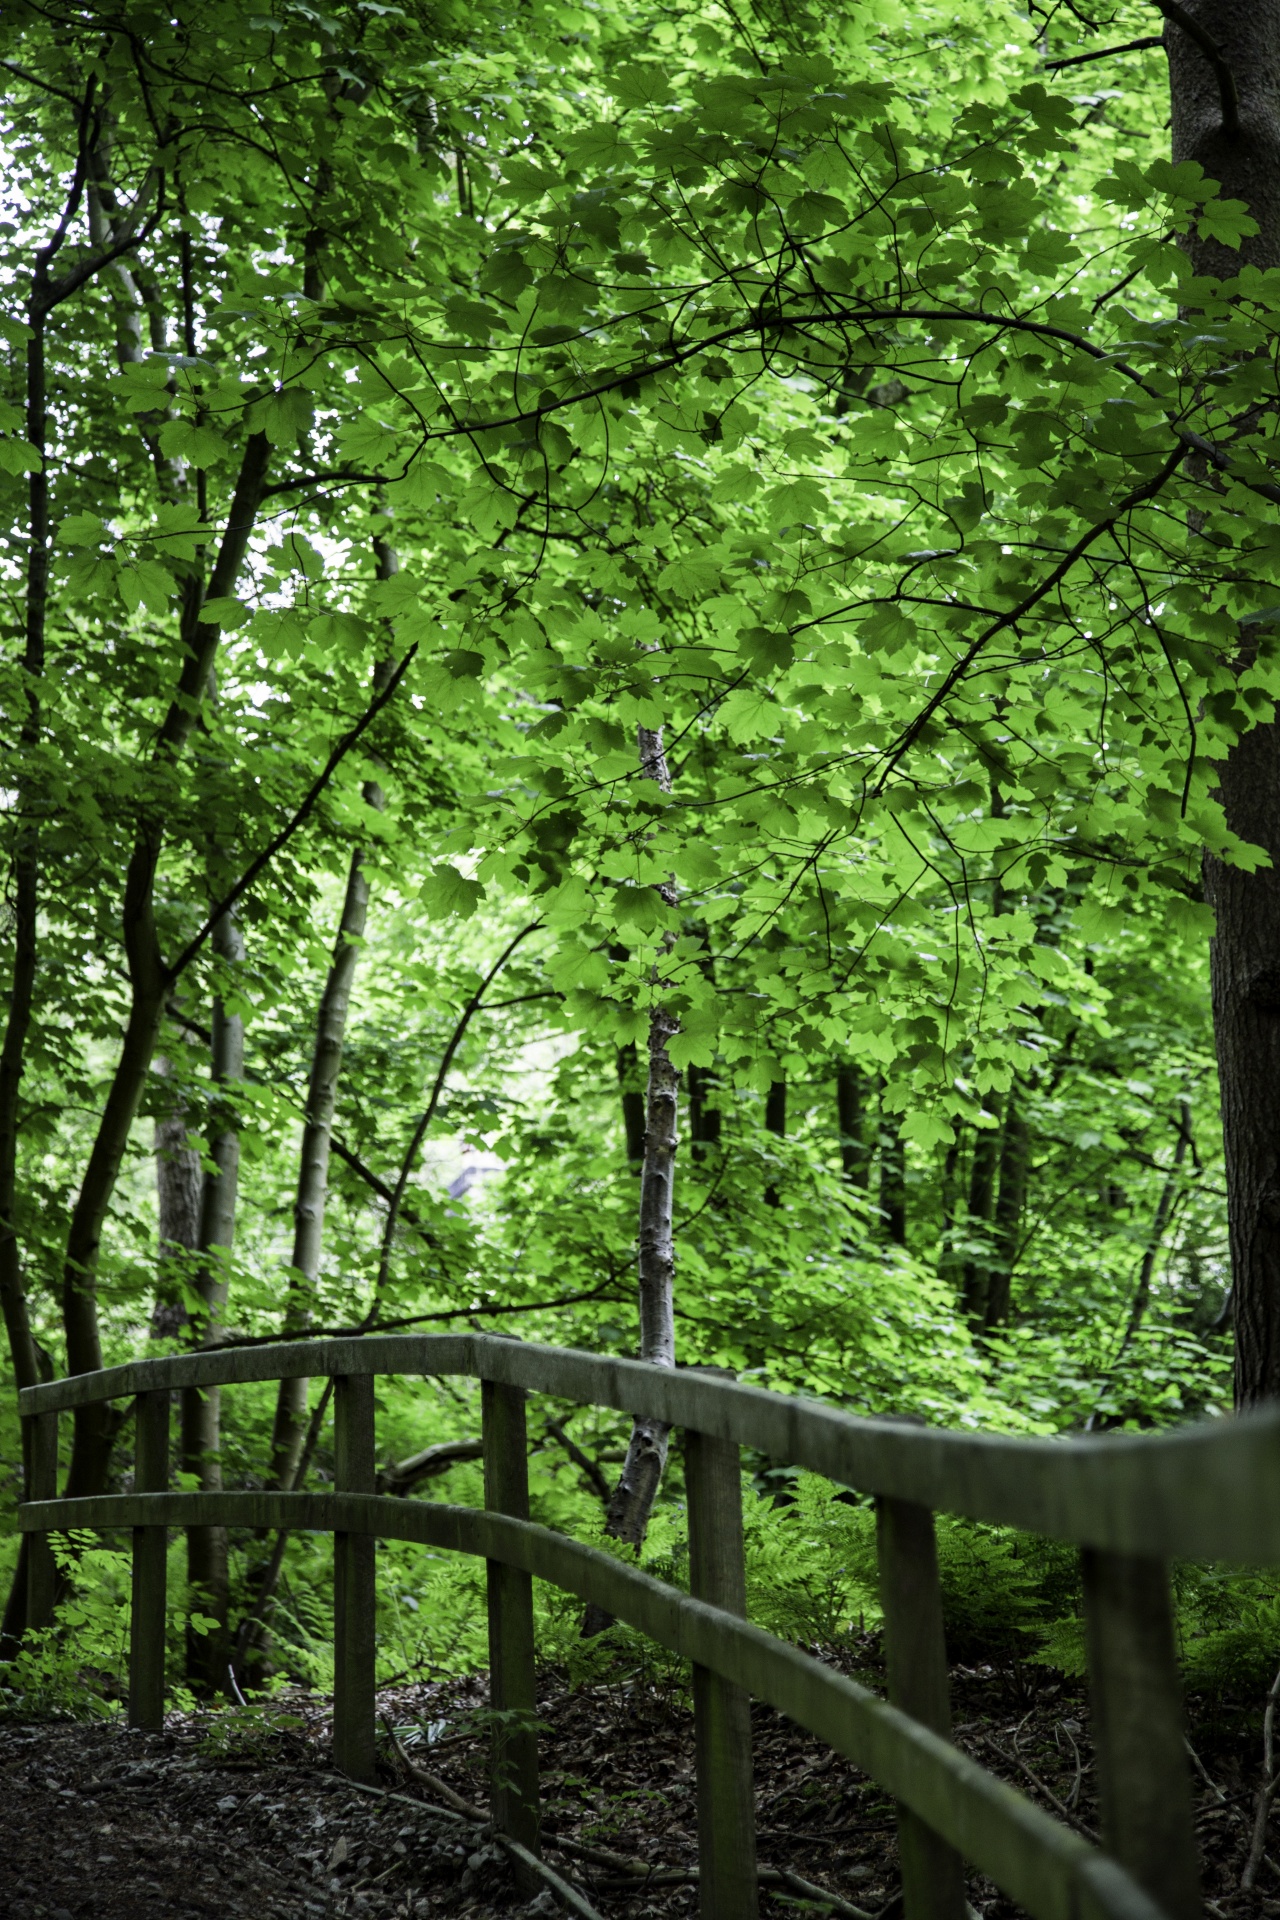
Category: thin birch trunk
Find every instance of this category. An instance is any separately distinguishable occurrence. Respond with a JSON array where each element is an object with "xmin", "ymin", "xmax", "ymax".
[
  {"xmin": 182, "ymin": 908, "xmax": 245, "ymax": 1693},
  {"xmin": 151, "ymin": 1050, "xmax": 203, "ymax": 1338},
  {"xmin": 267, "ymin": 588, "xmax": 393, "ymax": 1492},
  {"xmin": 587, "ymin": 726, "xmax": 679, "ymax": 1629}
]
